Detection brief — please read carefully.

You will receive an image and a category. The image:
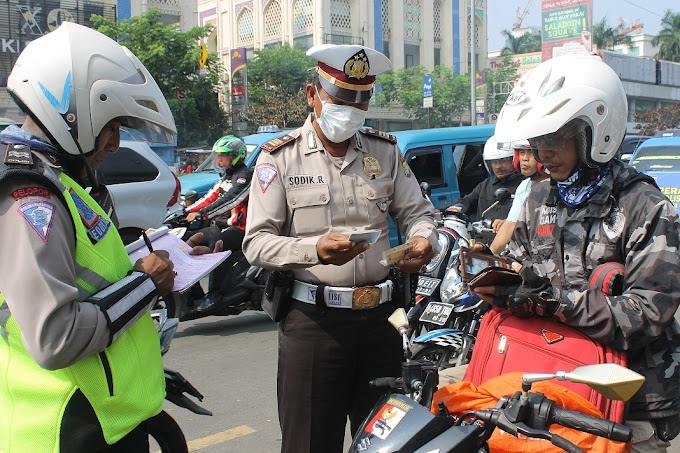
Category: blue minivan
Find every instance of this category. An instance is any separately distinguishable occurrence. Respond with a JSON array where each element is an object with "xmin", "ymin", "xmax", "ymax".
[{"xmin": 630, "ymin": 136, "xmax": 680, "ymax": 208}]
